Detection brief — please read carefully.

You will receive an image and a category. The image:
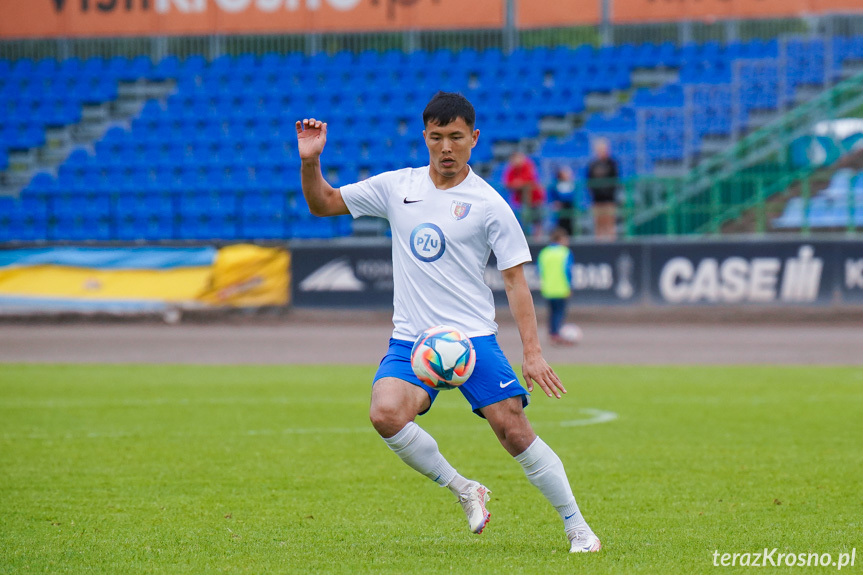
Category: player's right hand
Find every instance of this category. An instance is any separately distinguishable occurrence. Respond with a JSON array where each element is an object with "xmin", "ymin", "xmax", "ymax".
[{"xmin": 296, "ymin": 118, "xmax": 327, "ymax": 160}]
